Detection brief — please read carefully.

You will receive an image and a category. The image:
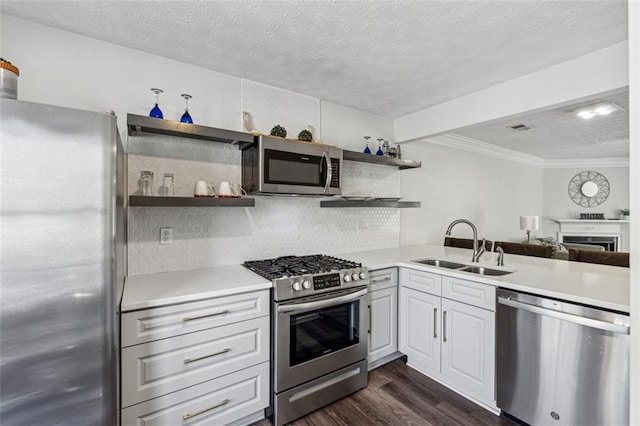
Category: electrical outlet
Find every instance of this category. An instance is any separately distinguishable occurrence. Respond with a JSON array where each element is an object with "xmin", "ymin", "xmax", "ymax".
[
  {"xmin": 356, "ymin": 220, "xmax": 365, "ymax": 232},
  {"xmin": 160, "ymin": 228, "xmax": 173, "ymax": 245}
]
